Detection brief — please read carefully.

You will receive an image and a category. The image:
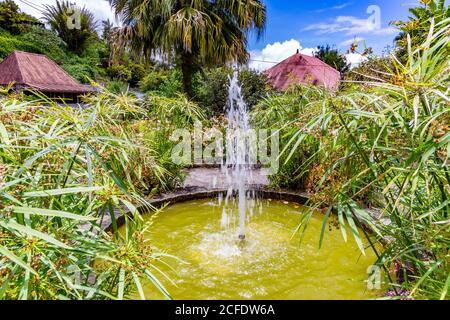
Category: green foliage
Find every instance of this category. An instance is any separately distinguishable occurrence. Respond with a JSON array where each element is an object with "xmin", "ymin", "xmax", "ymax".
[
  {"xmin": 0, "ymin": 32, "xmax": 42, "ymax": 59},
  {"xmin": 0, "ymin": 88, "xmax": 200, "ymax": 299},
  {"xmin": 43, "ymin": 0, "xmax": 98, "ymax": 54},
  {"xmin": 0, "ymin": 0, "xmax": 42, "ymax": 35},
  {"xmin": 18, "ymin": 26, "xmax": 68, "ymax": 62},
  {"xmin": 128, "ymin": 63, "xmax": 146, "ymax": 87},
  {"xmin": 107, "ymin": 63, "xmax": 147, "ymax": 87},
  {"xmin": 314, "ymin": 45, "xmax": 349, "ymax": 73},
  {"xmin": 106, "ymin": 80, "xmax": 129, "ymax": 94},
  {"xmin": 107, "ymin": 64, "xmax": 132, "ymax": 82},
  {"xmin": 62, "ymin": 61, "xmax": 96, "ymax": 83},
  {"xmin": 392, "ymin": 0, "xmax": 449, "ymax": 61},
  {"xmin": 236, "ymin": 69, "xmax": 269, "ymax": 109},
  {"xmin": 147, "ymin": 93, "xmax": 206, "ymax": 127},
  {"xmin": 140, "ymin": 68, "xmax": 183, "ymax": 98},
  {"xmin": 139, "ymin": 68, "xmax": 170, "ymax": 93},
  {"xmin": 255, "ymin": 19, "xmax": 450, "ymax": 300},
  {"xmin": 194, "ymin": 67, "xmax": 269, "ymax": 115},
  {"xmin": 342, "ymin": 55, "xmax": 395, "ymax": 86}
]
